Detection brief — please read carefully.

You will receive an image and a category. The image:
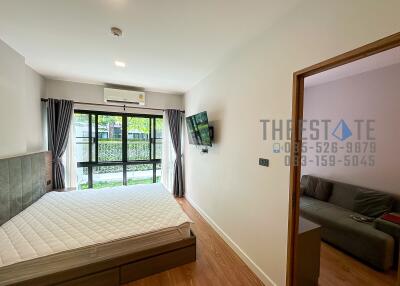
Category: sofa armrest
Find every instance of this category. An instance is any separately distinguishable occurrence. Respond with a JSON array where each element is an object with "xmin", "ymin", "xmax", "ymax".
[{"xmin": 374, "ymin": 215, "xmax": 400, "ymax": 239}]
